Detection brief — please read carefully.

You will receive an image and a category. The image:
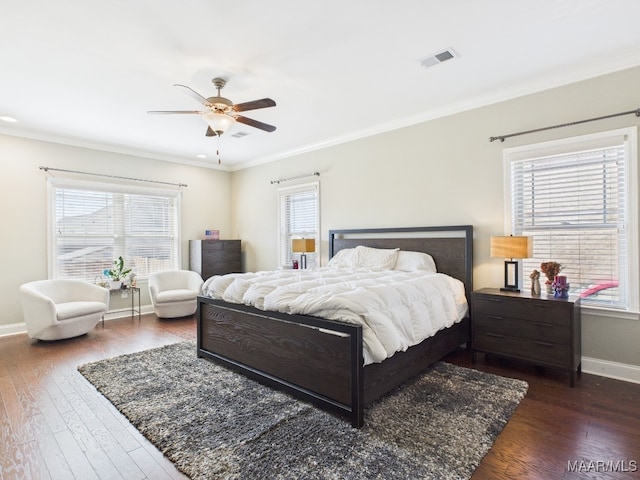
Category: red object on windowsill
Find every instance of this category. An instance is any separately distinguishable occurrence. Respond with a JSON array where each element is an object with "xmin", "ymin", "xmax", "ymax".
[{"xmin": 580, "ymin": 281, "xmax": 618, "ymax": 298}]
